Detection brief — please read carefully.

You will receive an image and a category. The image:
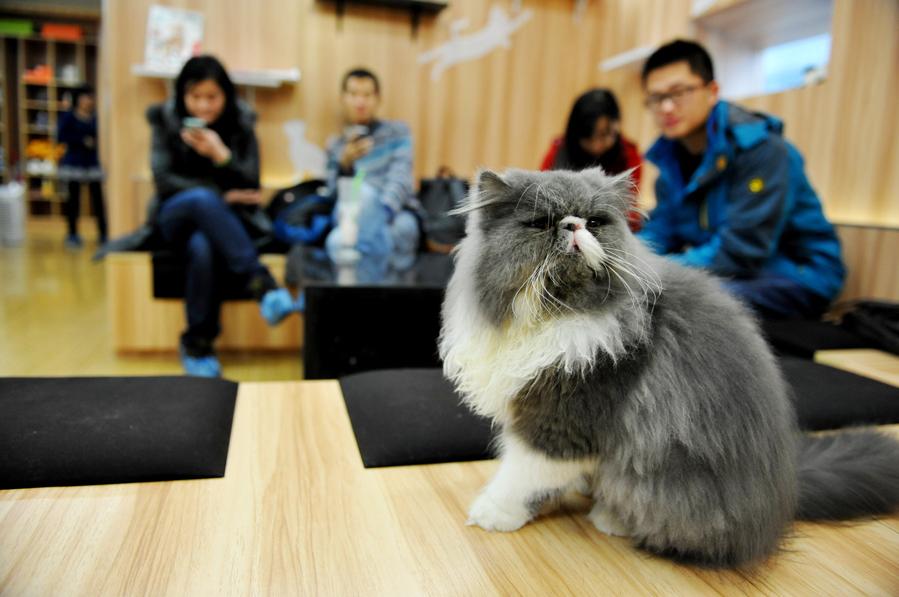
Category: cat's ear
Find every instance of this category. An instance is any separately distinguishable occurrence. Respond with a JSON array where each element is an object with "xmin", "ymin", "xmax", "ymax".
[
  {"xmin": 583, "ymin": 167, "xmax": 638, "ymax": 219},
  {"xmin": 476, "ymin": 169, "xmax": 512, "ymax": 204},
  {"xmin": 451, "ymin": 169, "xmax": 511, "ymax": 215}
]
